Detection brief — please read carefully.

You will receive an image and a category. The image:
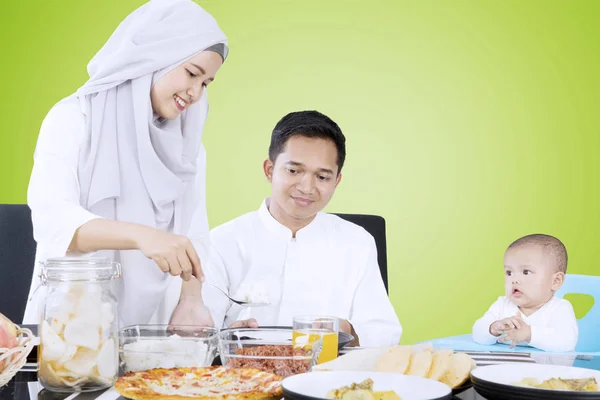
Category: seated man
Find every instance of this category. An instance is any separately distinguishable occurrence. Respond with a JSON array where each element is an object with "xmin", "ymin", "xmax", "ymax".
[{"xmin": 202, "ymin": 110, "xmax": 401, "ymax": 347}]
